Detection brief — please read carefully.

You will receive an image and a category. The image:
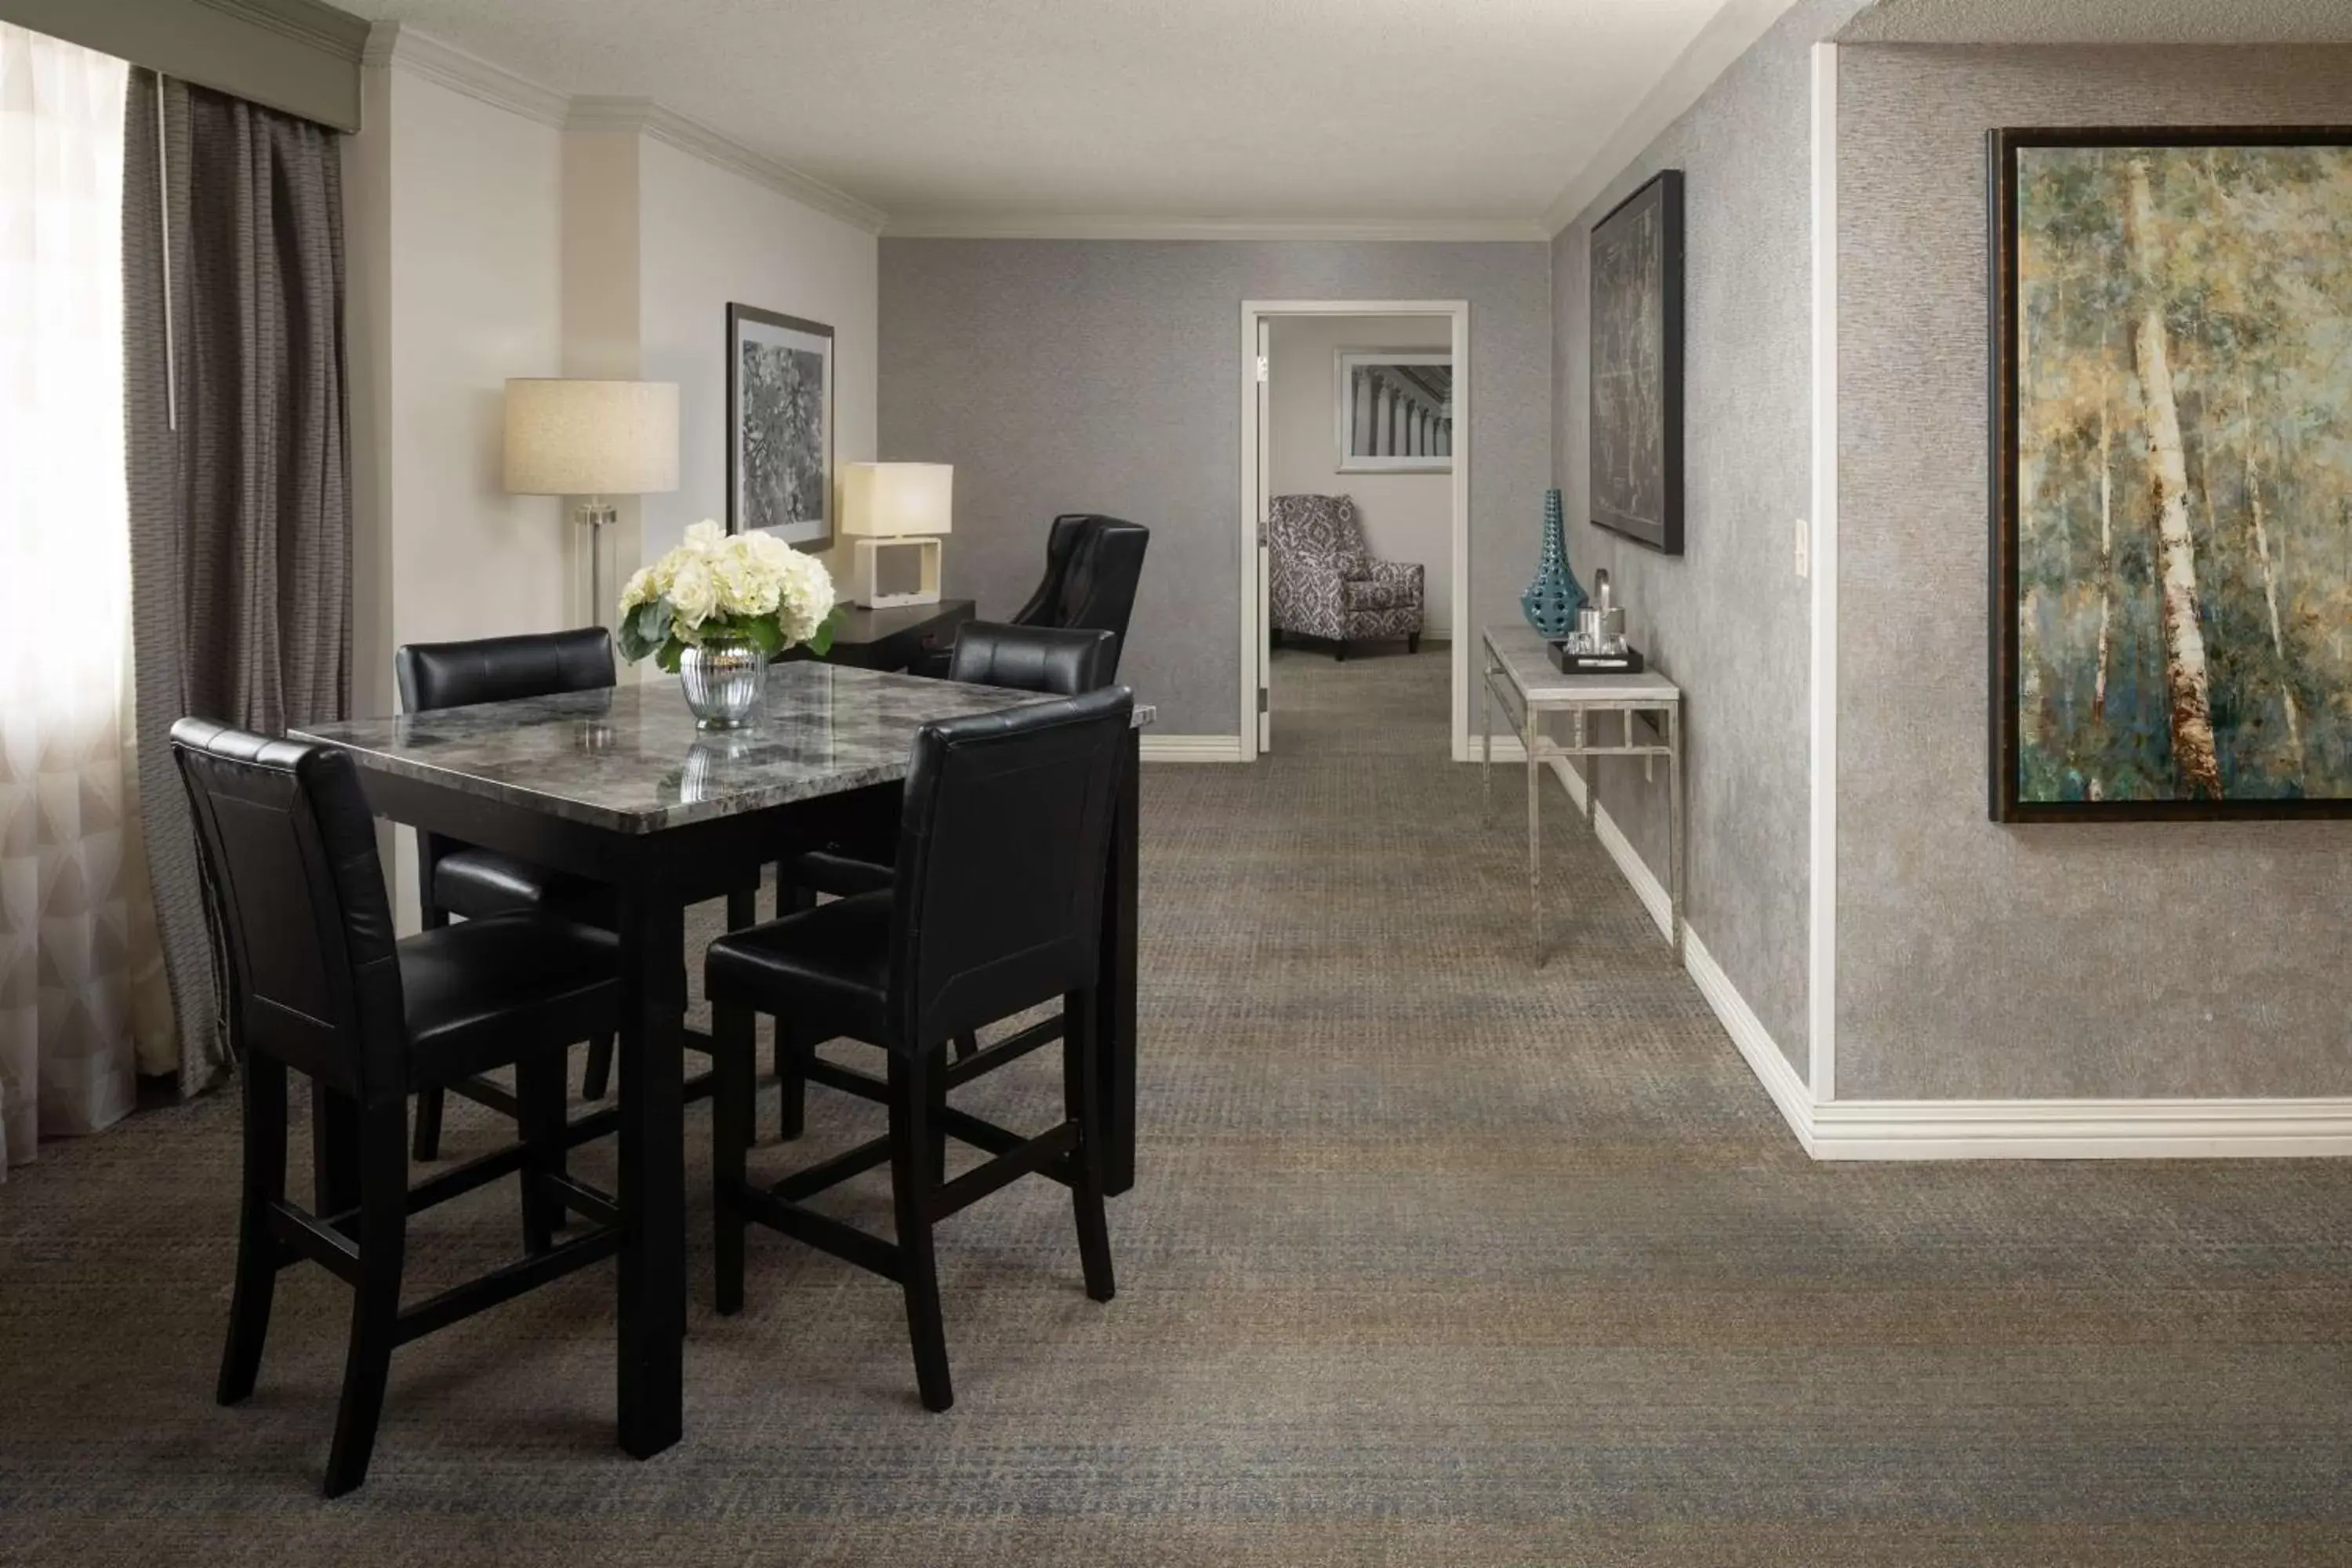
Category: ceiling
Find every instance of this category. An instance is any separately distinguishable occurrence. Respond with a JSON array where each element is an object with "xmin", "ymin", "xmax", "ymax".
[
  {"xmin": 343, "ymin": 0, "xmax": 1744, "ymax": 234},
  {"xmin": 1838, "ymin": 0, "xmax": 2352, "ymax": 43}
]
